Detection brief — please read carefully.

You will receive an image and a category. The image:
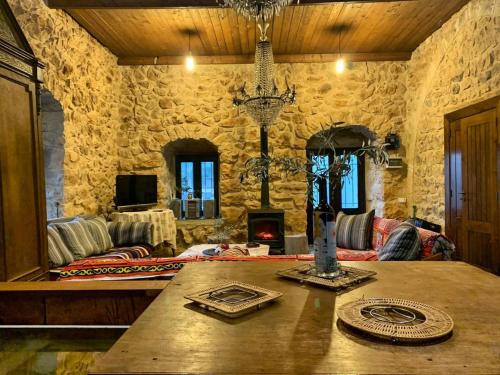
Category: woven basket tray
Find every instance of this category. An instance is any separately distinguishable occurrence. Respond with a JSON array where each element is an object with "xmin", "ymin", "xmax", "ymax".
[{"xmin": 337, "ymin": 297, "xmax": 454, "ymax": 344}]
